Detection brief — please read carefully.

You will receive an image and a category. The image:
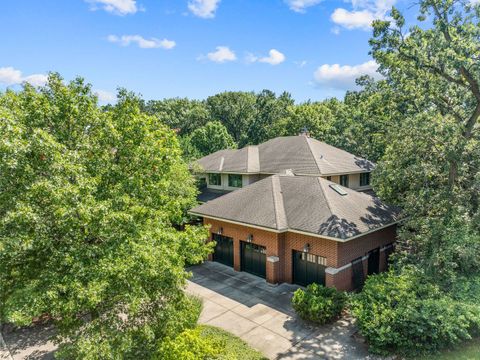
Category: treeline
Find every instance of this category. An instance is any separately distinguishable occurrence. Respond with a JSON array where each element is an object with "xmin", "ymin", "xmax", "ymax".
[{"xmin": 134, "ymin": 78, "xmax": 398, "ymax": 163}]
